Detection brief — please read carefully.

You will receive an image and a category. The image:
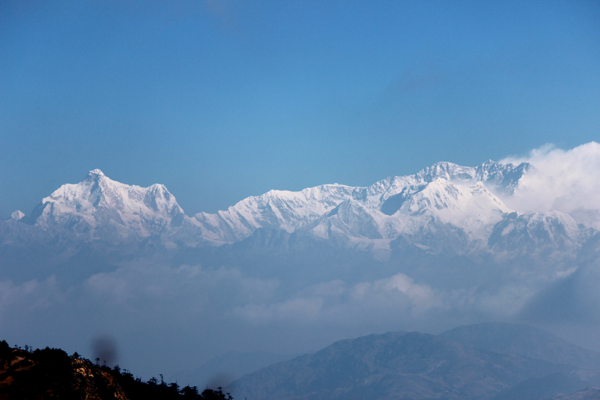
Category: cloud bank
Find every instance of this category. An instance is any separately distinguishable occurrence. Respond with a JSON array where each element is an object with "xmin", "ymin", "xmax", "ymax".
[
  {"xmin": 501, "ymin": 142, "xmax": 600, "ymax": 229},
  {"xmin": 2, "ymin": 257, "xmax": 592, "ymax": 382}
]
